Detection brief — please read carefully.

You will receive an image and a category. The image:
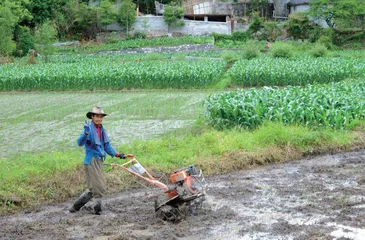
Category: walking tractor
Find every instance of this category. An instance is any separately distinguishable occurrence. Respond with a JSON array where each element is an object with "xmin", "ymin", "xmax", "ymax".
[{"xmin": 109, "ymin": 157, "xmax": 206, "ymax": 223}]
